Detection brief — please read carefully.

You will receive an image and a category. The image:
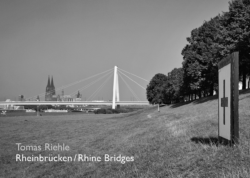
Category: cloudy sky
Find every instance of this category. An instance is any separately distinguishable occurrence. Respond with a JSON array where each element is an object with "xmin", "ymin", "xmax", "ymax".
[{"xmin": 0, "ymin": 0, "xmax": 230, "ymax": 101}]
